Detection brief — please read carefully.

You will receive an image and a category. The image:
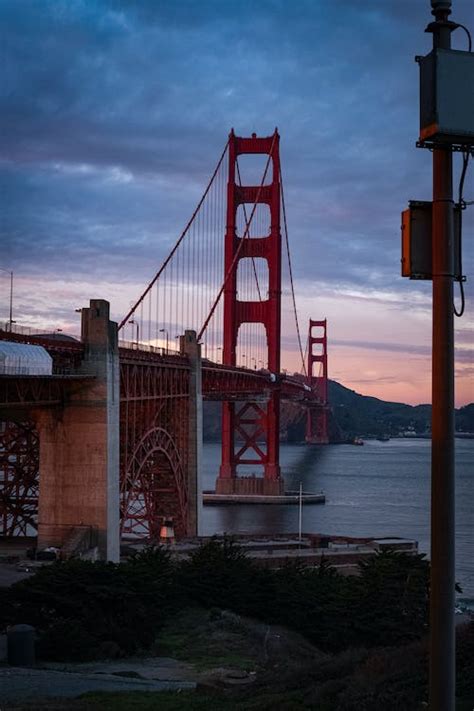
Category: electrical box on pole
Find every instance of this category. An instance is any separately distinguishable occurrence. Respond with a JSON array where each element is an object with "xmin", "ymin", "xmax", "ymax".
[
  {"xmin": 418, "ymin": 48, "xmax": 474, "ymax": 145},
  {"xmin": 401, "ymin": 201, "xmax": 461, "ymax": 279}
]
